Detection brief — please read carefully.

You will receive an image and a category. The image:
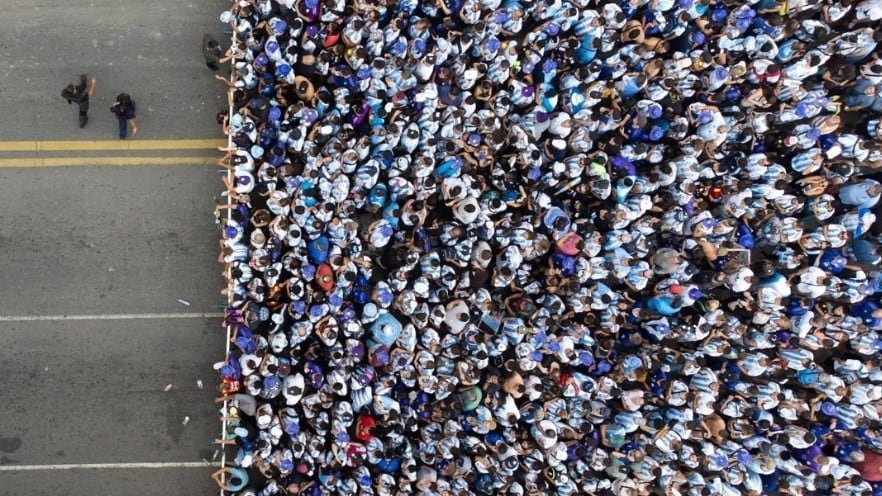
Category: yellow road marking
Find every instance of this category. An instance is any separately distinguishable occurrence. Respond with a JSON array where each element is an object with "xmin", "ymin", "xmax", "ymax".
[
  {"xmin": 0, "ymin": 139, "xmax": 226, "ymax": 152},
  {"xmin": 0, "ymin": 156, "xmax": 215, "ymax": 168}
]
